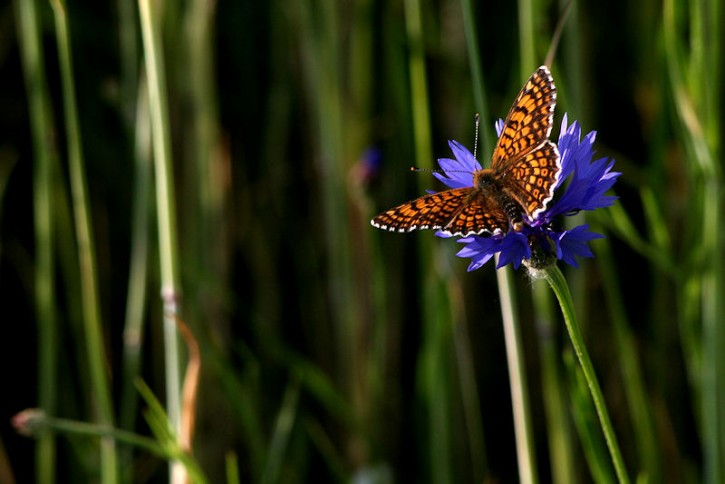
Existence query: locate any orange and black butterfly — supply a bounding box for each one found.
[371,66,561,237]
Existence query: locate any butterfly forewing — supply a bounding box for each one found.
[492,66,556,167]
[371,188,473,233]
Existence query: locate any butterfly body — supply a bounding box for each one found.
[372,66,560,238]
[472,168,526,231]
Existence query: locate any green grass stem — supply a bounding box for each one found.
[449,280,488,482]
[137,0,184,480]
[116,6,146,472]
[14,408,205,482]
[496,260,538,484]
[50,1,118,481]
[15,0,58,481]
[693,1,724,479]
[225,452,240,484]
[119,80,151,471]
[664,0,724,480]
[456,3,490,479]
[517,0,536,75]
[564,351,615,483]
[295,0,369,473]
[403,0,455,481]
[459,0,492,155]
[509,2,546,481]
[260,380,300,484]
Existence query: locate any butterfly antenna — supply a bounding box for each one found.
[411,167,443,173]
[473,113,481,160]
[411,117,481,173]
[410,166,470,174]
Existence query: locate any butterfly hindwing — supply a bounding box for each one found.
[499,140,561,218]
[438,194,509,236]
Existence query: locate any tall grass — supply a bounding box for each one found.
[3,0,724,482]
[15,0,58,482]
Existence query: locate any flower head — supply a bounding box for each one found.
[436,114,620,271]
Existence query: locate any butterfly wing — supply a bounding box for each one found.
[372,188,472,233]
[438,193,509,236]
[371,187,508,236]
[498,140,561,219]
[492,66,556,168]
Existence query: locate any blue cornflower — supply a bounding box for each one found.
[437,114,620,271]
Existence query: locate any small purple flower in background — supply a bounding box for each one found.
[437,114,620,271]
[351,146,383,187]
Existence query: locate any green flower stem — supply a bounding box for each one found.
[542,265,629,484]
[593,231,660,480]
[50,1,118,481]
[496,260,538,484]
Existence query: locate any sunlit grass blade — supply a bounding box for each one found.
[496,259,538,484]
[225,451,240,484]
[137,0,185,480]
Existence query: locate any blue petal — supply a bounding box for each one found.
[554,225,604,267]
[495,119,505,137]
[545,116,621,219]
[433,141,480,188]
[448,140,480,171]
[496,232,530,270]
[455,235,500,271]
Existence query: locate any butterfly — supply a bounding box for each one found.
[371,65,561,237]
